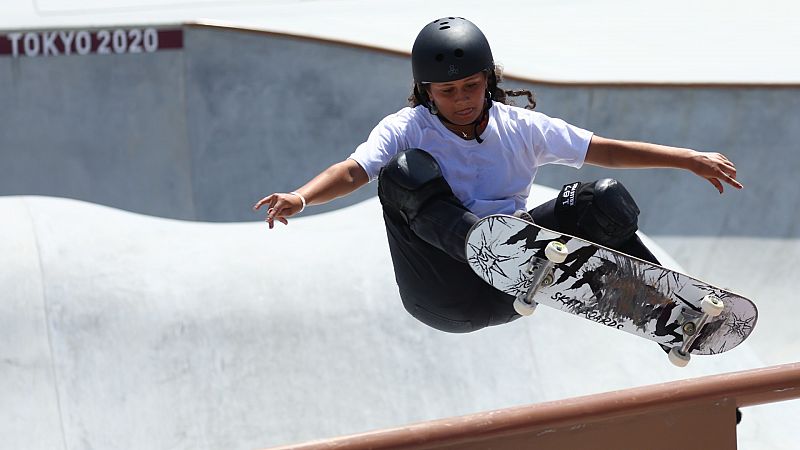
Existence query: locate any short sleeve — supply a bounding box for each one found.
[348,113,409,182]
[530,113,593,169]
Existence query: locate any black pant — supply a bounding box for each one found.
[381,195,660,334]
[382,203,520,333]
[529,197,660,264]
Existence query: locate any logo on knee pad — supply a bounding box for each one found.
[561,182,580,208]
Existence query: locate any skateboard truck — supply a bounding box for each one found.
[667,295,726,367]
[514,241,568,316]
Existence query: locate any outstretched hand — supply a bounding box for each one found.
[252,193,304,229]
[689,151,743,193]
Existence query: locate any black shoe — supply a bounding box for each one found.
[513,209,534,223]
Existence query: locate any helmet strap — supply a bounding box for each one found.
[433,96,491,144]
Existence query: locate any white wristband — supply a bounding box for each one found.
[290,191,307,213]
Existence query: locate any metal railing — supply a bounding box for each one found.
[269,363,800,450]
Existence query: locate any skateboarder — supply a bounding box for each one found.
[253,17,742,333]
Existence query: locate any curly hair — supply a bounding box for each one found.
[408,65,536,110]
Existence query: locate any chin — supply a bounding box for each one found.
[447,111,481,125]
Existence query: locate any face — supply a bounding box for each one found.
[426,72,488,125]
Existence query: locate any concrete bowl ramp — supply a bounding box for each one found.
[2,191,798,450]
[1,23,799,449]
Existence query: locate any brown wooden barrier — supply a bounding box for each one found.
[268,363,800,450]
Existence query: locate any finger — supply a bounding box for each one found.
[253,194,274,210]
[255,194,279,211]
[708,177,724,194]
[722,162,737,177]
[727,166,740,182]
[268,203,293,225]
[267,201,284,220]
[266,211,289,229]
[267,206,285,227]
[717,168,743,189]
[267,210,279,225]
[726,175,744,189]
[717,157,735,169]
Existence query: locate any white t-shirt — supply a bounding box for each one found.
[349,102,593,218]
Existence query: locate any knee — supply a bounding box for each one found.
[555,178,640,247]
[378,149,455,223]
[404,302,479,333]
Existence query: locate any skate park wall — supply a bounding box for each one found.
[2,23,800,449]
[0,24,409,220]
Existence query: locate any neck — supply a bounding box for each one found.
[439,108,490,141]
[445,123,476,139]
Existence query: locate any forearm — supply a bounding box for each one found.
[585,135,695,170]
[294,159,369,206]
[583,135,742,193]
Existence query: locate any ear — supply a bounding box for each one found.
[415,83,430,102]
[486,69,496,89]
[414,84,436,112]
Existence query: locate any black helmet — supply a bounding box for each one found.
[412,17,494,84]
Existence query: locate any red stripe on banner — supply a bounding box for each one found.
[0,35,11,55]
[158,29,183,49]
[0,27,183,57]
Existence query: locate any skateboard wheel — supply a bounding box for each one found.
[700,295,725,317]
[668,346,691,367]
[514,298,537,316]
[544,241,568,264]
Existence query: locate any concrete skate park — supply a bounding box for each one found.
[2,3,800,449]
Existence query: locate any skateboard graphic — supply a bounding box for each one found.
[465,214,758,366]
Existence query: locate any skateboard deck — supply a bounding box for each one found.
[465,214,758,364]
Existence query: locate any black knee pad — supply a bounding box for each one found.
[554,178,640,247]
[378,149,456,223]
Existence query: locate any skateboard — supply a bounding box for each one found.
[465,214,758,367]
